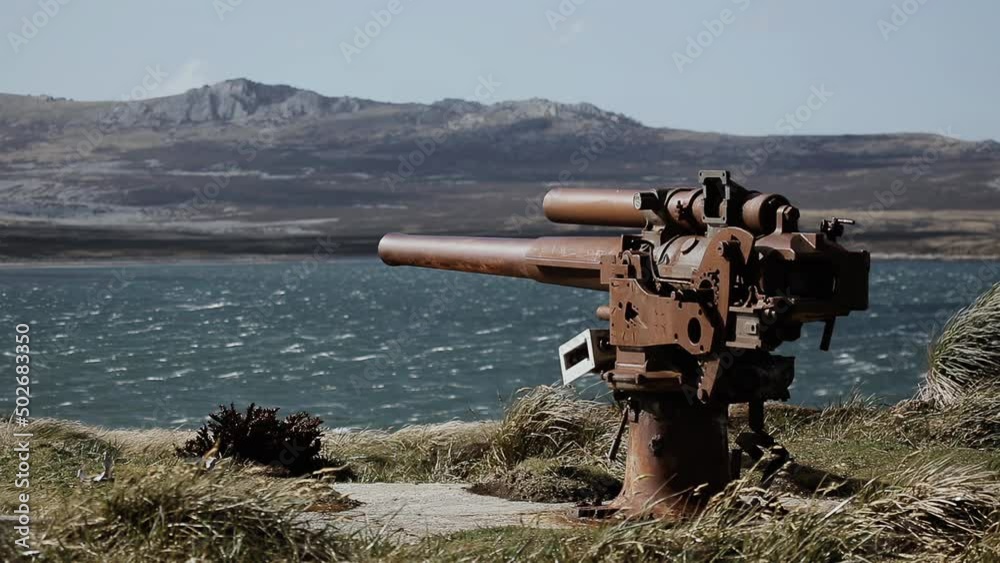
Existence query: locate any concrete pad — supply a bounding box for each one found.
[322,483,575,541]
[301,482,848,544]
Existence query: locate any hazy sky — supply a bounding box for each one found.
[2,0,997,140]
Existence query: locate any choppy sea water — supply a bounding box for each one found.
[1,258,997,429]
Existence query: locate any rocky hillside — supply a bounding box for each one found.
[0,78,998,258]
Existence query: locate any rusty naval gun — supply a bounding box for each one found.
[378,170,869,518]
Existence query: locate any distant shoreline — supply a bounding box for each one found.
[3,212,1000,266]
[0,251,997,269]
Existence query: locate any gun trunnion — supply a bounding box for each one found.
[378,170,869,518]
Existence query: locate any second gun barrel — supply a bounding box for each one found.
[543,188,649,228]
[543,186,793,235]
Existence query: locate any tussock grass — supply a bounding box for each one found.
[14,418,187,450]
[855,458,1000,554]
[35,466,357,562]
[552,458,999,562]
[327,386,620,487]
[923,281,1000,406]
[963,531,1000,561]
[469,457,621,503]
[0,419,187,516]
[101,427,188,458]
[585,481,860,562]
[381,460,1000,561]
[485,386,618,470]
[876,282,1000,449]
[903,383,1000,448]
[781,393,895,441]
[324,421,496,482]
[373,526,587,562]
[7,390,1000,561]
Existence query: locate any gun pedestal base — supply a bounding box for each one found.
[583,393,731,519]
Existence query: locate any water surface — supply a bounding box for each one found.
[2,258,996,428]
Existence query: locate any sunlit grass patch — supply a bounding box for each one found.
[35,466,358,562]
[923,282,1000,406]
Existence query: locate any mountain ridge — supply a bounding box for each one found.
[1,78,645,133]
[8,78,987,146]
[1,78,998,259]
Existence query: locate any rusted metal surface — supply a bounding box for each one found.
[378,234,621,290]
[609,395,730,518]
[545,184,793,237]
[543,188,650,228]
[379,169,870,520]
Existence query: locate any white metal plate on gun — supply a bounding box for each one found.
[558,329,613,386]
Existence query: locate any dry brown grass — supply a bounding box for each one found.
[324,421,496,483]
[484,386,618,470]
[30,467,356,562]
[855,459,1000,554]
[580,459,1000,561]
[923,281,1000,405]
[5,388,1000,561]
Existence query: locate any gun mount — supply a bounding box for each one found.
[378,170,869,518]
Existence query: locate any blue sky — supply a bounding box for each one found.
[2,0,997,140]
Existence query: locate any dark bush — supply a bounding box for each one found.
[177,403,325,475]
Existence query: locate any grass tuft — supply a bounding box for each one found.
[486,386,618,470]
[855,458,1000,554]
[923,282,1000,406]
[40,466,357,562]
[468,457,621,503]
[324,421,495,482]
[586,478,861,562]
[325,386,621,495]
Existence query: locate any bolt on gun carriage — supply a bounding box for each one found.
[379,170,869,518]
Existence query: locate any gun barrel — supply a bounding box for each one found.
[378,233,621,290]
